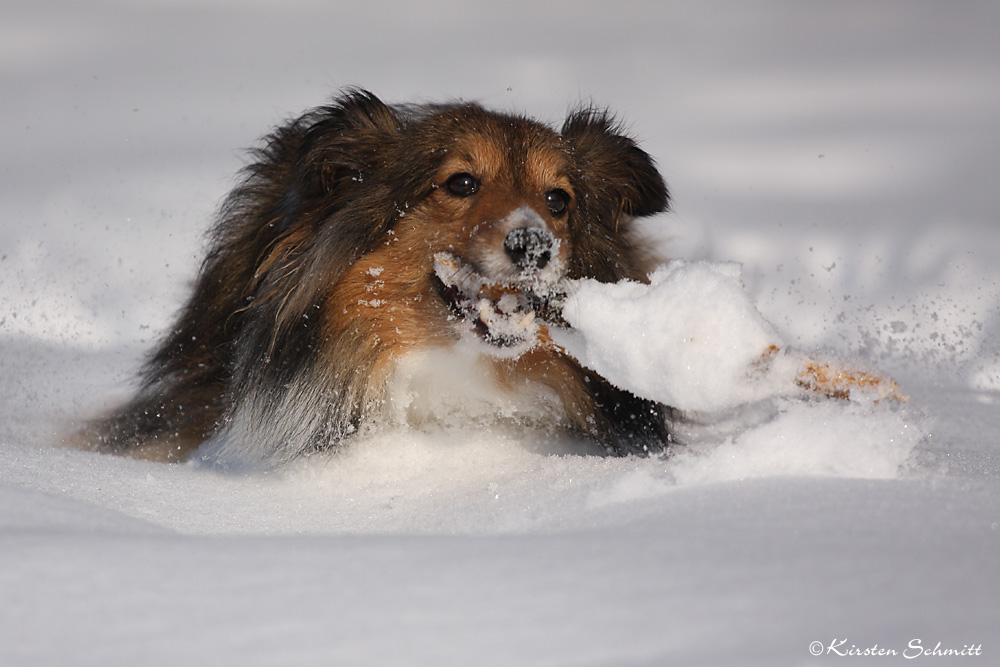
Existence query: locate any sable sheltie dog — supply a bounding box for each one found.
[82,89,673,467]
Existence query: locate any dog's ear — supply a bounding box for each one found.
[561,109,669,282]
[292,89,403,200]
[561,108,669,219]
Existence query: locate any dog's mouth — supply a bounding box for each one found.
[432,252,566,354]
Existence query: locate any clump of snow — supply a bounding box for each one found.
[549,260,920,481]
[554,260,802,412]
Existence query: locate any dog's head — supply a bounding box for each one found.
[253,90,668,356]
[402,106,581,353]
[426,104,669,354]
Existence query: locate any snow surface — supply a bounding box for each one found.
[3,1,999,665]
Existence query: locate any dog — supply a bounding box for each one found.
[80,89,674,467]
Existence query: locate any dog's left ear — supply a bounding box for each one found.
[561,109,669,219]
[560,109,669,282]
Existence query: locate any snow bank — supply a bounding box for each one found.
[669,399,921,484]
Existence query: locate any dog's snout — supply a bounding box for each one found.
[504,228,552,271]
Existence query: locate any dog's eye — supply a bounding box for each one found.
[545,189,570,217]
[444,173,479,198]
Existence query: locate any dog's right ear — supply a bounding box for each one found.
[253,88,439,270]
[292,88,403,199]
[236,88,404,232]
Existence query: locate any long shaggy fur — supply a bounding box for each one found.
[82,89,673,467]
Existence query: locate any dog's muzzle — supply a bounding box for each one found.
[432,251,566,355]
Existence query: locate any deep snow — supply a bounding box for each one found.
[2,1,999,665]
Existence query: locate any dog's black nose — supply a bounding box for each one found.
[504,227,552,271]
